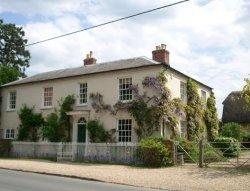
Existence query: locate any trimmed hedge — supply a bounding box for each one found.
[212,137,240,157]
[137,138,172,167]
[0,139,12,157]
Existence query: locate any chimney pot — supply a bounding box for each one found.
[84,51,96,66]
[152,44,169,65]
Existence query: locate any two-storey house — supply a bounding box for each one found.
[0,44,212,142]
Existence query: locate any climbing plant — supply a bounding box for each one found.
[204,92,219,141]
[42,95,75,142]
[89,70,184,140]
[186,79,204,141]
[17,105,44,142]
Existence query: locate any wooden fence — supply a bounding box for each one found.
[11,142,139,164]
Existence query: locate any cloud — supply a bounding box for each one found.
[0,0,249,117]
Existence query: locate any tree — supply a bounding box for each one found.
[42,113,61,142]
[204,92,219,141]
[242,78,250,107]
[186,79,204,141]
[0,19,30,85]
[220,122,244,141]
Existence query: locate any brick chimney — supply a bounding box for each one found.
[152,44,169,65]
[84,51,97,66]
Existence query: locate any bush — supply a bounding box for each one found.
[220,122,245,141]
[137,138,172,167]
[0,139,12,157]
[87,120,107,142]
[212,137,240,157]
[43,113,62,142]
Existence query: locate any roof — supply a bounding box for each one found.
[222,91,250,123]
[1,56,212,89]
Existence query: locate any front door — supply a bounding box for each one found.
[77,117,86,143]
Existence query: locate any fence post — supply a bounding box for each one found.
[199,138,204,168]
[172,141,178,165]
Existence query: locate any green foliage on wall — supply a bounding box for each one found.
[42,113,61,142]
[17,105,44,142]
[186,79,204,141]
[86,120,108,142]
[42,95,75,142]
[58,95,75,141]
[204,92,219,141]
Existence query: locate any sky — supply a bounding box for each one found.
[0,0,249,117]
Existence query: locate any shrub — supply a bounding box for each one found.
[43,113,61,142]
[137,138,172,167]
[17,105,44,141]
[212,137,240,157]
[87,120,107,142]
[220,122,245,141]
[0,139,12,157]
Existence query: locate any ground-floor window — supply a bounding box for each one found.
[5,129,15,139]
[180,121,187,138]
[118,119,132,142]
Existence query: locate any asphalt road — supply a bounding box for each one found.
[0,169,163,191]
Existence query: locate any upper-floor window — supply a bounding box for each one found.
[5,129,15,139]
[180,81,187,102]
[43,87,53,107]
[118,119,132,142]
[79,83,88,105]
[119,78,132,101]
[8,91,16,110]
[201,90,207,103]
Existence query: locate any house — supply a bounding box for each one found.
[0,44,212,142]
[222,91,250,133]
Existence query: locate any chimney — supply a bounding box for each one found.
[84,51,97,66]
[152,44,169,65]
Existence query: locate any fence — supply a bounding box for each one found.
[11,142,139,164]
[177,139,250,169]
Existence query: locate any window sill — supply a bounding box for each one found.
[41,106,53,110]
[119,100,132,103]
[76,103,88,107]
[6,109,16,112]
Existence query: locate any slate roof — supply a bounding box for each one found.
[222,91,250,123]
[1,56,212,90]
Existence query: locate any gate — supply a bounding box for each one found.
[176,139,250,170]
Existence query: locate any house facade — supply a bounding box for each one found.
[0,45,212,142]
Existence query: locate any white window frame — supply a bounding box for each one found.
[5,129,15,139]
[118,77,132,102]
[117,119,132,143]
[78,83,88,106]
[7,91,17,111]
[180,81,187,103]
[43,87,53,108]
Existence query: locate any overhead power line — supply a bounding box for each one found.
[26,0,190,46]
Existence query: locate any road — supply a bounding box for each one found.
[0,169,163,191]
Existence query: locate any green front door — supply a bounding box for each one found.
[77,124,86,143]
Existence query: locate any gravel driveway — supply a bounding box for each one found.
[0,159,249,191]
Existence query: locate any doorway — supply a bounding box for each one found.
[77,117,86,143]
